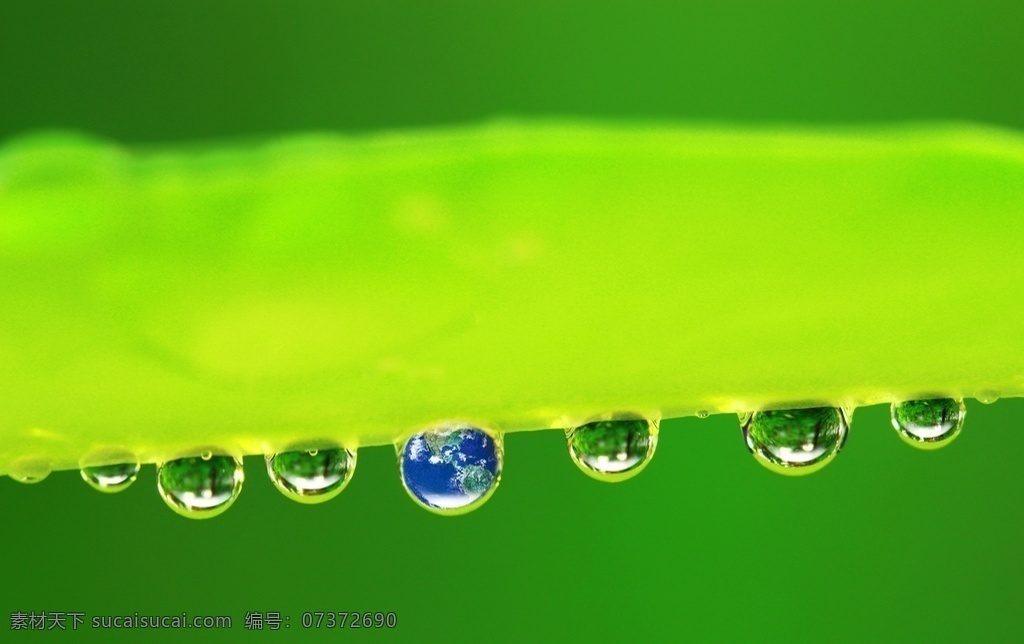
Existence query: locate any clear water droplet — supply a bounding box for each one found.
[891,398,964,449]
[81,462,140,493]
[157,454,244,519]
[741,407,849,476]
[976,392,999,405]
[399,425,502,515]
[200,450,213,461]
[266,447,356,504]
[566,417,658,482]
[696,410,710,419]
[9,458,51,484]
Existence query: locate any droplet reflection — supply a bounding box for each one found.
[566,417,658,482]
[81,462,140,493]
[266,447,356,504]
[741,407,849,476]
[891,398,964,450]
[157,454,244,519]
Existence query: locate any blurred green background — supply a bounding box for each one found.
[2,1,1022,642]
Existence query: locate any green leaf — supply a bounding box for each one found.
[1,121,1022,475]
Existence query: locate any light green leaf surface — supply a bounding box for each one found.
[2,122,1022,475]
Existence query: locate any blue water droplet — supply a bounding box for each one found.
[399,425,502,515]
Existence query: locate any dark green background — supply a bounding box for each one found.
[2,2,1022,642]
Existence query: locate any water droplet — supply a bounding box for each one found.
[891,398,964,450]
[157,454,244,519]
[11,475,44,484]
[200,450,213,461]
[266,447,356,504]
[81,462,140,493]
[696,410,710,419]
[399,425,502,515]
[976,391,999,405]
[566,417,658,482]
[9,458,51,484]
[741,407,849,476]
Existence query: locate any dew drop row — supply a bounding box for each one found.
[58,397,970,518]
